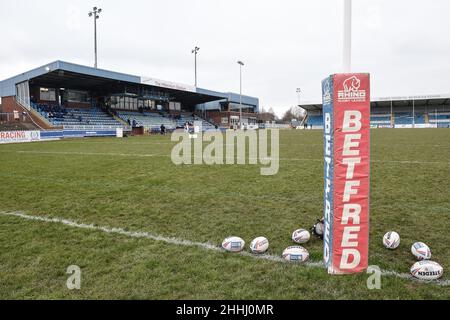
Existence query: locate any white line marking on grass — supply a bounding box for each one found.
[0,211,321,267]
[1,211,448,287]
[15,151,167,158]
[12,151,450,166]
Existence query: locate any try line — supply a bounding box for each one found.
[0,211,448,287]
[6,150,450,165]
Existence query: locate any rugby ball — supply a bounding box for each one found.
[410,261,443,280]
[282,246,309,263]
[411,242,431,260]
[383,231,400,249]
[250,237,269,254]
[292,229,311,244]
[312,219,324,239]
[222,236,245,252]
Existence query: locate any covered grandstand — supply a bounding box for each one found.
[0,61,259,135]
[301,94,450,129]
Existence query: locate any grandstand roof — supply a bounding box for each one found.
[300,94,450,112]
[0,60,259,107]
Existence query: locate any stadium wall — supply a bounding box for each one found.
[1,96,18,114]
[1,96,54,129]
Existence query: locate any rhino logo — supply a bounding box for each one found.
[343,76,361,92]
[338,75,366,102]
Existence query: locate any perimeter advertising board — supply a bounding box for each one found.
[0,131,40,144]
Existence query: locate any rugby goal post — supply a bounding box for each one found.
[321,74,371,275]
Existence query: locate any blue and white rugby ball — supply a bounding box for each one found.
[383,231,400,249]
[222,236,245,252]
[282,246,309,263]
[250,237,269,254]
[292,229,311,244]
[411,242,431,260]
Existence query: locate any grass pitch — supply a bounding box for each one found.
[0,129,449,299]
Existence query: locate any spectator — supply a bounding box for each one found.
[160,124,166,135]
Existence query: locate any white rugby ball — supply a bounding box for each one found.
[314,220,324,236]
[250,237,269,254]
[222,236,245,252]
[383,231,400,249]
[292,229,311,244]
[410,261,443,280]
[282,246,309,263]
[411,242,431,260]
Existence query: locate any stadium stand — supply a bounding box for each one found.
[305,113,430,127]
[393,112,425,125]
[177,112,216,130]
[428,112,450,127]
[416,114,425,124]
[305,115,324,127]
[32,103,124,129]
[0,61,259,134]
[299,94,450,129]
[115,110,217,132]
[393,112,411,125]
[116,111,176,131]
[370,114,391,125]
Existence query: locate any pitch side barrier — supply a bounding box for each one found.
[0,129,120,144]
[322,74,371,275]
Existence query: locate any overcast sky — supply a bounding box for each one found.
[1,0,450,116]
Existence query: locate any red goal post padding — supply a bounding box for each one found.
[322,73,371,274]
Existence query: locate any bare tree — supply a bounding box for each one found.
[258,107,277,122]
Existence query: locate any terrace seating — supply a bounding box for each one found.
[32,103,124,129]
[428,112,450,124]
[415,114,425,125]
[176,112,216,130]
[116,110,176,131]
[370,114,391,125]
[394,112,426,125]
[306,116,324,127]
[394,113,413,125]
[116,110,217,131]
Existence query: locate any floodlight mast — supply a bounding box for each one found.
[343,0,352,73]
[237,61,244,129]
[88,7,102,68]
[296,88,301,106]
[192,46,200,87]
